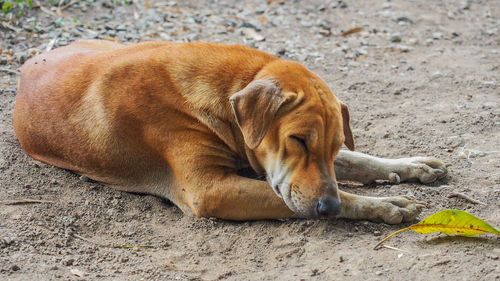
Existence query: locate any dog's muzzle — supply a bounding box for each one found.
[315,196,341,217]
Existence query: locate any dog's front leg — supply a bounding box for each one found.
[338,190,426,224]
[177,170,295,221]
[334,150,447,184]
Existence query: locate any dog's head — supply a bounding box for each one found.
[230,60,354,218]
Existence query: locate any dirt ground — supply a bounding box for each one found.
[1,0,499,280]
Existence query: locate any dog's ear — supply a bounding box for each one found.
[230,79,287,149]
[340,102,355,151]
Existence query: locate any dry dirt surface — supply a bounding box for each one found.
[1,0,499,280]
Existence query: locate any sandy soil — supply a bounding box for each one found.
[1,0,499,280]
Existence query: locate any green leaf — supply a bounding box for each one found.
[374,209,500,249]
[412,209,500,236]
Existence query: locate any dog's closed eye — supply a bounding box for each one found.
[289,135,308,151]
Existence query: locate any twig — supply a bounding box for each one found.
[33,0,58,17]
[45,32,61,51]
[447,192,486,205]
[0,22,21,32]
[341,27,363,37]
[0,68,20,75]
[72,233,154,249]
[2,199,55,205]
[380,244,411,254]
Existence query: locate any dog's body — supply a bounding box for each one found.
[14,40,447,223]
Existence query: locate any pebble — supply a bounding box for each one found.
[484,29,497,36]
[397,45,410,52]
[396,16,413,24]
[390,33,402,43]
[14,52,28,64]
[460,1,470,10]
[432,32,443,40]
[11,265,20,271]
[0,55,7,65]
[373,230,382,236]
[241,28,265,42]
[79,175,90,182]
[408,38,418,45]
[64,258,75,266]
[276,47,287,56]
[432,71,444,79]
[2,237,12,245]
[483,81,496,88]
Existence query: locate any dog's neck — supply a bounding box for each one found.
[168,43,278,171]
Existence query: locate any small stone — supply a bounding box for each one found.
[339,1,348,8]
[433,32,443,40]
[0,55,7,65]
[51,179,58,185]
[79,175,90,182]
[11,265,20,271]
[484,28,497,36]
[397,45,410,52]
[432,71,443,79]
[50,265,59,270]
[396,16,413,24]
[390,33,402,43]
[240,20,261,31]
[64,258,74,266]
[186,33,200,42]
[70,268,85,277]
[375,271,383,276]
[373,230,382,236]
[382,3,391,9]
[339,256,344,262]
[483,81,496,88]
[425,38,434,46]
[460,1,470,10]
[276,47,286,56]
[3,237,12,245]
[121,257,129,263]
[14,52,28,64]
[241,28,265,42]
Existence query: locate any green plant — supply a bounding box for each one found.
[1,0,33,17]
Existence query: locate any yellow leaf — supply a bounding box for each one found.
[374,209,500,249]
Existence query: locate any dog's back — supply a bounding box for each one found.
[13,40,276,196]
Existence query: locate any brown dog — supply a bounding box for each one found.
[14,40,447,224]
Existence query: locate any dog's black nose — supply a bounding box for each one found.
[316,197,341,217]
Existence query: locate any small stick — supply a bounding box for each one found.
[73,233,154,249]
[33,0,58,17]
[447,192,486,205]
[0,22,21,32]
[380,244,411,254]
[2,199,55,205]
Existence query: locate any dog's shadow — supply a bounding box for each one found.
[420,234,499,247]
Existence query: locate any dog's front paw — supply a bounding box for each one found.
[388,157,448,184]
[377,196,426,224]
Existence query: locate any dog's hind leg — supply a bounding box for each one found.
[334,150,447,185]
